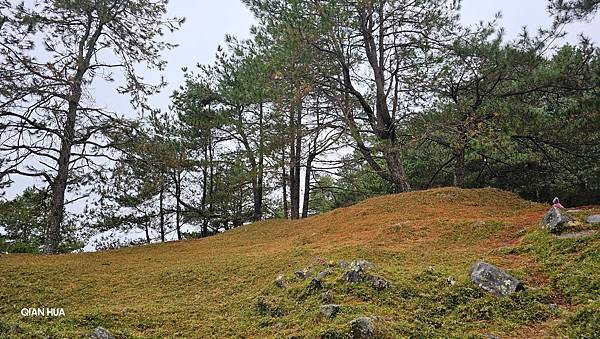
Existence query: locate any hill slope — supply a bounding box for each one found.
[1,188,598,338]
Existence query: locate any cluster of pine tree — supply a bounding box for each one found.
[0,0,598,253]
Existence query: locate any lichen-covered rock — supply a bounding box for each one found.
[349,317,375,338]
[317,269,332,280]
[90,327,115,339]
[320,304,341,318]
[367,276,390,290]
[294,270,311,280]
[541,207,570,233]
[343,261,390,290]
[470,261,524,297]
[352,260,374,271]
[587,215,600,224]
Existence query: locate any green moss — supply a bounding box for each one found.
[557,301,600,338]
[522,230,600,303]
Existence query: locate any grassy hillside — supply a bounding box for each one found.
[1,188,598,338]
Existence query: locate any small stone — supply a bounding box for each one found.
[353,260,374,271]
[587,215,600,224]
[90,327,115,339]
[339,260,349,269]
[367,276,390,290]
[307,278,323,291]
[483,333,501,339]
[275,274,287,288]
[344,269,365,283]
[321,290,334,303]
[349,317,375,338]
[541,207,570,233]
[320,304,341,318]
[121,307,128,315]
[470,261,524,297]
[273,322,284,329]
[446,276,456,285]
[294,270,311,280]
[317,269,332,280]
[549,303,559,311]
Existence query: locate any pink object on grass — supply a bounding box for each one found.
[552,197,565,209]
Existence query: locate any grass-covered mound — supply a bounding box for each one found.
[0,188,598,338]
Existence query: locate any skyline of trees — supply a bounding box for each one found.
[1,0,598,253]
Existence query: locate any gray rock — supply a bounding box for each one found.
[483,333,501,339]
[541,207,570,233]
[321,290,334,303]
[90,327,115,339]
[352,260,374,271]
[339,260,349,269]
[367,276,390,290]
[320,304,341,318]
[343,262,389,290]
[587,214,600,224]
[275,274,287,288]
[294,270,311,280]
[549,303,559,311]
[317,269,332,280]
[555,230,596,239]
[349,317,375,338]
[344,268,366,283]
[446,276,456,285]
[470,261,524,297]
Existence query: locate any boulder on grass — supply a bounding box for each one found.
[90,327,114,339]
[541,207,570,233]
[349,317,375,338]
[320,304,341,318]
[587,215,600,224]
[294,270,311,280]
[470,261,524,297]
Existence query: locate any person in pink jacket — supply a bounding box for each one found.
[552,197,565,209]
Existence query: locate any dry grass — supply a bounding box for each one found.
[0,187,597,338]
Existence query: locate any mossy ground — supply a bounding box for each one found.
[0,188,598,338]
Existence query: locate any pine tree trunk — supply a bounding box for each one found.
[44,89,79,254]
[175,170,182,240]
[282,148,289,219]
[159,183,165,242]
[453,146,466,188]
[302,153,315,218]
[144,218,151,244]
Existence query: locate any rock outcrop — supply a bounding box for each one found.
[319,304,341,318]
[470,261,524,297]
[541,207,570,233]
[349,317,375,338]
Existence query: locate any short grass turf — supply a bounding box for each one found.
[0,187,598,338]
